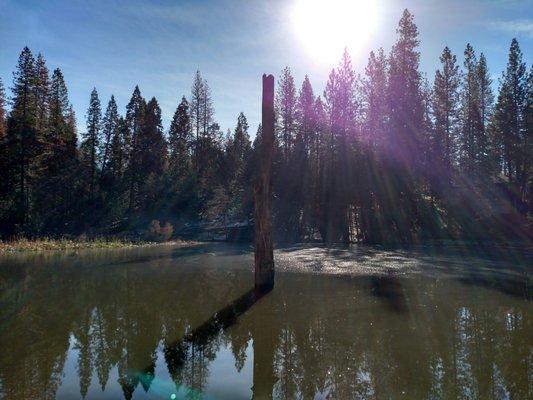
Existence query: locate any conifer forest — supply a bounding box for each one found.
[0,10,531,244]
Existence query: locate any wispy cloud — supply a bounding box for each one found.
[489,19,533,38]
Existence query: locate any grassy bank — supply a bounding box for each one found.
[0,237,192,253]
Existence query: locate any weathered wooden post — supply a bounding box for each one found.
[254,74,275,290]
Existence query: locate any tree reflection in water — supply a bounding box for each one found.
[0,244,530,399]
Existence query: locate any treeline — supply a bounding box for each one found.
[271,11,531,243]
[0,9,531,243]
[0,54,254,238]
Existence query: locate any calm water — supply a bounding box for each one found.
[0,243,531,400]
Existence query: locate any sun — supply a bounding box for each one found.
[292,0,380,63]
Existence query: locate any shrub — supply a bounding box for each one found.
[145,220,173,242]
[160,221,173,241]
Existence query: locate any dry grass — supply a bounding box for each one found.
[0,237,192,253]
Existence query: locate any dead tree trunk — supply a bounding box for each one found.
[254,74,275,290]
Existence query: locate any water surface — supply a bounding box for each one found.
[0,243,531,399]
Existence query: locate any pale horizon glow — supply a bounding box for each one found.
[292,0,380,64]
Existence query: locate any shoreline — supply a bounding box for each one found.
[0,238,196,254]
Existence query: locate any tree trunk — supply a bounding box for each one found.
[254,74,275,290]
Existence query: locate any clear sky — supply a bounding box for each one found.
[1,0,532,136]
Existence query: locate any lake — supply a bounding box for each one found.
[0,243,531,399]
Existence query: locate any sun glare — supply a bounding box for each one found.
[292,0,380,63]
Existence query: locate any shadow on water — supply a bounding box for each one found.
[167,286,271,350]
[164,286,272,399]
[371,274,408,313]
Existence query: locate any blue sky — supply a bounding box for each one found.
[0,0,532,136]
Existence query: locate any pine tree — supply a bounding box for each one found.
[386,9,424,242]
[273,67,300,240]
[297,76,317,234]
[0,77,8,229]
[47,68,76,172]
[229,112,251,177]
[0,77,6,139]
[276,67,298,160]
[490,39,528,203]
[35,68,77,232]
[137,97,167,209]
[201,80,214,138]
[297,75,315,152]
[492,39,526,177]
[82,88,102,197]
[190,71,214,166]
[323,49,358,243]
[100,95,119,179]
[477,53,494,170]
[432,46,460,180]
[6,47,39,231]
[107,116,127,182]
[34,53,50,134]
[125,85,145,212]
[363,48,388,148]
[460,43,482,172]
[523,66,533,207]
[361,48,388,243]
[388,10,424,167]
[190,70,204,147]
[168,96,192,174]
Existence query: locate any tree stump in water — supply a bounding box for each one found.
[254,74,275,290]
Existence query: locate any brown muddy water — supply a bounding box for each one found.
[0,243,531,399]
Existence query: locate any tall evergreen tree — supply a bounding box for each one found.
[273,67,300,240]
[137,97,167,209]
[323,49,358,243]
[35,68,76,232]
[81,88,102,197]
[0,77,6,139]
[386,9,424,242]
[168,96,192,175]
[107,116,127,182]
[490,39,528,204]
[100,95,119,179]
[297,75,316,153]
[460,44,482,172]
[228,112,251,178]
[125,85,145,212]
[432,46,460,182]
[46,68,76,172]
[34,53,50,134]
[363,49,388,149]
[0,77,8,229]
[524,66,533,208]
[297,76,317,234]
[201,80,214,139]
[361,48,388,243]
[190,71,214,169]
[477,52,494,170]
[5,47,39,231]
[190,70,204,148]
[276,67,298,160]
